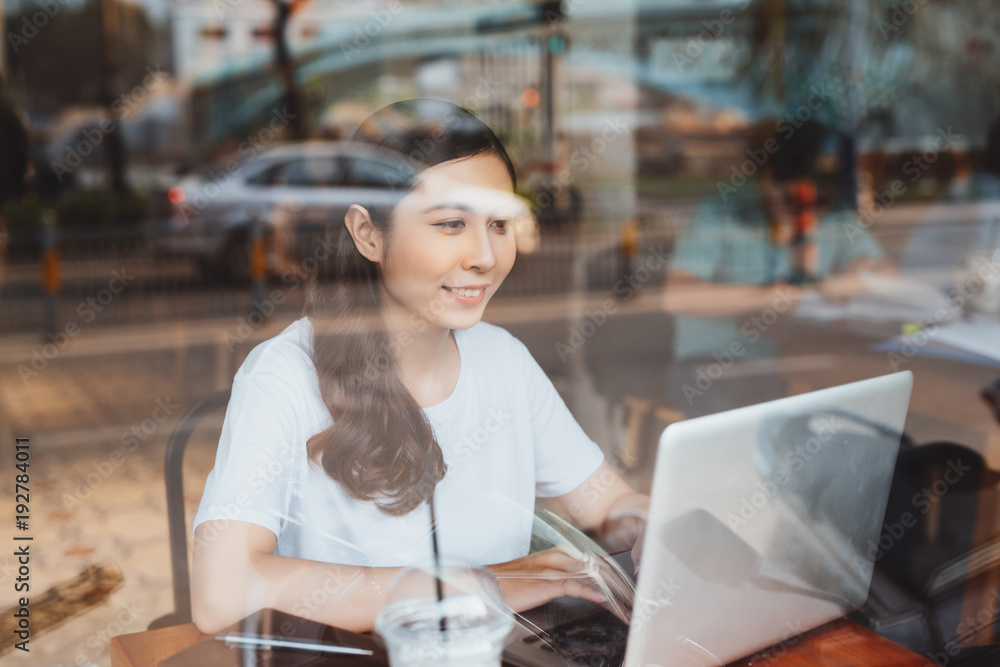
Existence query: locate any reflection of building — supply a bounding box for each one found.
[169,0,382,82]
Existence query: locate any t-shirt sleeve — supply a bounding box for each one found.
[511,337,605,498]
[192,369,303,540]
[822,211,885,271]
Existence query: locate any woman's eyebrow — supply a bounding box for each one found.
[421,202,475,214]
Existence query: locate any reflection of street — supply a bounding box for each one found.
[0,200,987,335]
[1,199,999,663]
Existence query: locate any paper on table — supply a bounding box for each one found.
[921,320,1000,364]
[794,273,960,323]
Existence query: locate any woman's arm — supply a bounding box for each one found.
[556,461,649,573]
[192,520,614,634]
[191,520,398,634]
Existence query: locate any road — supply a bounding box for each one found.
[0,199,990,336]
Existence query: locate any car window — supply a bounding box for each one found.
[277,158,343,187]
[245,162,281,186]
[345,156,412,189]
[247,158,342,187]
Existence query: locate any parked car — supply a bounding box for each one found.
[149,141,538,283]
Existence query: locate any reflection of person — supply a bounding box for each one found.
[192,100,648,633]
[665,120,888,416]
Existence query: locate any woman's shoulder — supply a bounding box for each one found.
[236,317,316,390]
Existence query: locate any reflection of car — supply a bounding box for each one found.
[150,141,537,283]
[149,142,411,282]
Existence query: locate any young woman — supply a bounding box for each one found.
[191,99,649,634]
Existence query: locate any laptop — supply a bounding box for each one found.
[503,370,913,667]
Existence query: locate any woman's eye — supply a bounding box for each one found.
[491,219,509,233]
[435,219,465,231]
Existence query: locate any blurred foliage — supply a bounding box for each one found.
[4,2,161,115]
[0,84,30,206]
[1,190,149,231]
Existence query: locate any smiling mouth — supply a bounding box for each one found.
[442,286,486,298]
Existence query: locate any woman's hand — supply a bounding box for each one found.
[486,546,608,613]
[557,461,650,578]
[601,509,647,577]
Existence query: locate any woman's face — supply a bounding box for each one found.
[378,152,520,334]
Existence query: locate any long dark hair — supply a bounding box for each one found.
[305,99,516,515]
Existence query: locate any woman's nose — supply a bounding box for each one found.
[461,225,497,272]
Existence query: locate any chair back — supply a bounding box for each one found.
[148,389,232,630]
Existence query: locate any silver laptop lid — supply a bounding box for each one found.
[626,371,912,667]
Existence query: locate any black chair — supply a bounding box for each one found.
[148,389,232,630]
[854,438,1000,664]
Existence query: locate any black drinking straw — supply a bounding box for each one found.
[428,487,448,635]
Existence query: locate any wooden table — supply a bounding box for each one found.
[112,617,933,667]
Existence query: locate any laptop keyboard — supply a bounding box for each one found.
[521,608,629,666]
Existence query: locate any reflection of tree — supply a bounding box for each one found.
[272,0,311,141]
[0,86,29,205]
[5,2,159,115]
[98,0,128,193]
[735,0,1000,140]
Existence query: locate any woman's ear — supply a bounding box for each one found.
[344,204,384,263]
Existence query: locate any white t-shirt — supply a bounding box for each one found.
[193,318,605,568]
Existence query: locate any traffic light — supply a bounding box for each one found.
[546,33,568,55]
[522,87,541,108]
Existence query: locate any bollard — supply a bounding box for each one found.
[620,219,638,289]
[40,210,62,337]
[250,218,268,310]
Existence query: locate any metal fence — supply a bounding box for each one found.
[0,221,676,337]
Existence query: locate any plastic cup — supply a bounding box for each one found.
[375,566,513,667]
